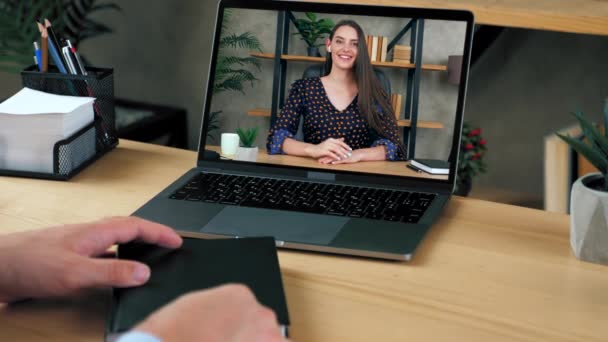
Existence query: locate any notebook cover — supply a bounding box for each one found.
[106,237,289,335]
[413,159,449,169]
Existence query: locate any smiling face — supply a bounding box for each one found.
[326,25,359,71]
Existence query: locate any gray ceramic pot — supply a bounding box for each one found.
[236,146,258,162]
[570,172,608,265]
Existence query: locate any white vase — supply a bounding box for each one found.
[570,172,608,265]
[236,146,258,162]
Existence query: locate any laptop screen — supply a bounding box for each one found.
[201,0,473,183]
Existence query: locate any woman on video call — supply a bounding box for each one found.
[266,19,405,164]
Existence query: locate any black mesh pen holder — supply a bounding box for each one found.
[0,66,119,180]
[21,65,118,152]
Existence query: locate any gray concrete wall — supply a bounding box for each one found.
[210,9,466,159]
[466,28,608,198]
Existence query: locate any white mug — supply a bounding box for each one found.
[221,133,240,156]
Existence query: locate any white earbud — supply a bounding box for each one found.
[327,47,331,53]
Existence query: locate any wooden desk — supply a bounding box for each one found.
[299,0,608,36]
[210,145,449,180]
[1,140,607,342]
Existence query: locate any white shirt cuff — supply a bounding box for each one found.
[116,331,163,342]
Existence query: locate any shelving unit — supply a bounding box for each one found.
[250,11,447,159]
[246,108,444,129]
[249,52,448,71]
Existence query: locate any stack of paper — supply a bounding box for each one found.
[0,87,95,173]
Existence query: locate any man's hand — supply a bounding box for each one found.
[305,137,352,160]
[135,284,286,342]
[0,216,182,303]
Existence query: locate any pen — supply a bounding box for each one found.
[61,45,78,74]
[66,40,88,75]
[33,42,43,71]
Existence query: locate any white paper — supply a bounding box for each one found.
[0,87,95,115]
[0,88,96,173]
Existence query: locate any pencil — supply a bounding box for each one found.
[41,29,48,72]
[36,22,49,72]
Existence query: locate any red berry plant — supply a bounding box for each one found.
[457,122,487,193]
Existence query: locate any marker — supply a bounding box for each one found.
[33,42,42,71]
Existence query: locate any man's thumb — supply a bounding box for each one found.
[85,258,151,288]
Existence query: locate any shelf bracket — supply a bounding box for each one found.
[387,20,413,53]
[403,19,424,159]
[270,11,287,126]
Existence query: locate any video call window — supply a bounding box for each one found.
[207,8,467,180]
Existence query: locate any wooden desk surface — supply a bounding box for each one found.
[210,145,449,180]
[1,140,607,342]
[299,0,608,36]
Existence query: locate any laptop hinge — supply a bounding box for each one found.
[307,171,335,182]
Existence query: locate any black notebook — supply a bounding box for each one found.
[106,237,289,340]
[410,158,450,174]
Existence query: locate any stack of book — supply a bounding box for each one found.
[391,94,402,119]
[366,35,389,62]
[392,45,411,64]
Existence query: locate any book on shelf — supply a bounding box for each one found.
[380,36,388,62]
[364,35,390,62]
[392,45,411,63]
[391,93,402,119]
[393,58,411,64]
[410,158,450,174]
[543,123,598,213]
[371,36,378,62]
[394,45,411,52]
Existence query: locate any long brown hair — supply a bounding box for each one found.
[324,20,405,154]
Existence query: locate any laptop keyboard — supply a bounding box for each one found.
[169,173,436,223]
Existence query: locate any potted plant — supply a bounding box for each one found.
[235,127,259,162]
[556,101,608,265]
[208,9,262,142]
[455,122,487,196]
[292,12,334,57]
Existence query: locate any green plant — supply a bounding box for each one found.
[292,12,334,48]
[208,9,262,142]
[0,0,120,73]
[556,100,608,191]
[213,10,261,95]
[456,122,487,192]
[236,127,259,148]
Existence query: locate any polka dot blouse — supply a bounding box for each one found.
[266,77,404,161]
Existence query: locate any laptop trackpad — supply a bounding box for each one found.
[201,206,346,245]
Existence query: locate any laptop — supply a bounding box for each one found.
[133,0,474,261]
